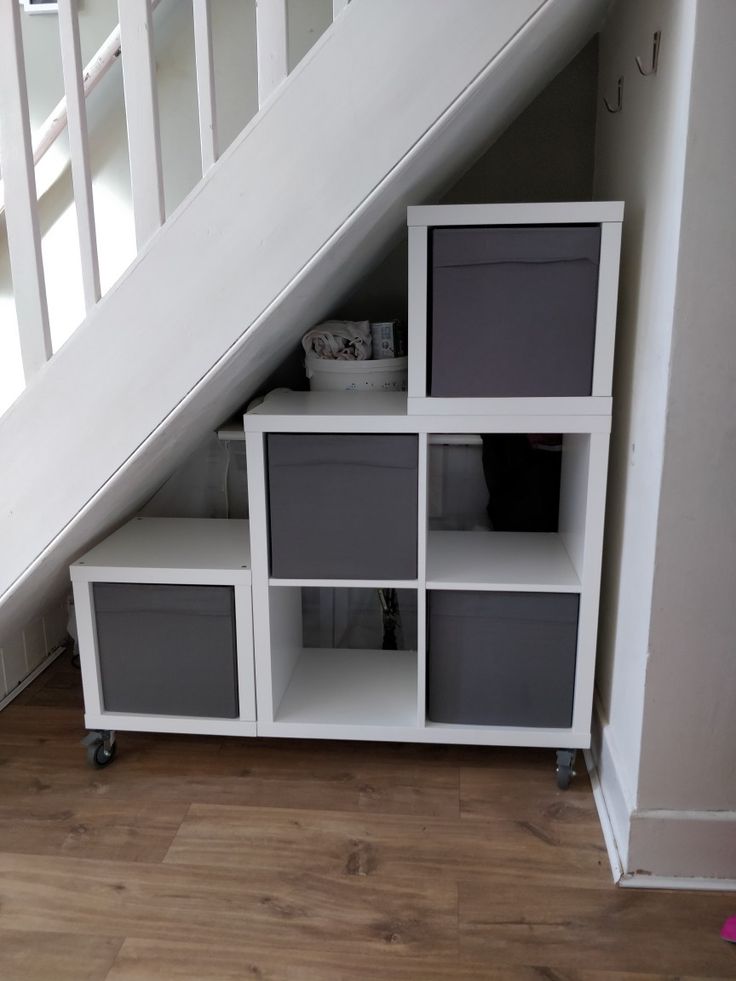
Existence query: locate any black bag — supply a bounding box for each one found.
[480,434,562,532]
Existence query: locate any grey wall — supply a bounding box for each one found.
[331,39,598,326]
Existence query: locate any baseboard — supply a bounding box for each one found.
[0,644,65,712]
[583,748,623,882]
[590,692,636,874]
[619,872,736,892]
[591,694,736,887]
[627,808,736,881]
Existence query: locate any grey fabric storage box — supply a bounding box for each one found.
[267,433,418,580]
[429,225,601,397]
[427,590,578,727]
[93,583,239,717]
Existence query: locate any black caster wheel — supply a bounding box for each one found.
[87,740,117,768]
[555,749,577,790]
[82,730,117,768]
[556,764,573,790]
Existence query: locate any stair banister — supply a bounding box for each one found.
[193,0,218,173]
[256,0,288,108]
[57,0,101,311]
[0,0,331,400]
[118,0,165,250]
[0,0,52,383]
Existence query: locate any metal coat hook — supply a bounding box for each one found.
[603,76,623,114]
[636,30,661,76]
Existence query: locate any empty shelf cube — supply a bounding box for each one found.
[429,224,601,397]
[267,433,418,580]
[427,590,579,727]
[93,583,239,718]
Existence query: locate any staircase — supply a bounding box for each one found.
[0,0,607,667]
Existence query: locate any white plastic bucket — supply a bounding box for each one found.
[305,355,408,392]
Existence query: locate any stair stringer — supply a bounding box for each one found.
[0,0,607,640]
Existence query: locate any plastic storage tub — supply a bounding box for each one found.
[429,224,601,397]
[267,433,418,580]
[93,583,239,717]
[427,590,579,727]
[306,354,408,392]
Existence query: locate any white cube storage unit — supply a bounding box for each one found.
[244,389,613,753]
[71,518,255,741]
[70,202,622,784]
[408,201,622,416]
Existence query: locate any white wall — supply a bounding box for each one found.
[624,0,736,877]
[592,0,697,865]
[595,0,736,880]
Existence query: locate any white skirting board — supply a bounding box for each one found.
[584,748,623,883]
[588,714,736,890]
[0,644,65,712]
[618,873,736,892]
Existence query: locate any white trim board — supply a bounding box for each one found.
[0,645,65,712]
[584,748,623,884]
[626,808,736,882]
[619,874,736,892]
[590,693,637,872]
[590,697,736,887]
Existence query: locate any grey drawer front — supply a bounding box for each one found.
[430,225,600,397]
[94,583,239,718]
[267,433,418,580]
[427,590,578,727]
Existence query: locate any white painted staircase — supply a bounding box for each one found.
[0,0,607,672]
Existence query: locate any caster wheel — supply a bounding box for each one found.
[556,765,573,790]
[555,749,577,790]
[87,740,117,768]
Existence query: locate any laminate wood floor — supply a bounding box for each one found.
[0,651,734,980]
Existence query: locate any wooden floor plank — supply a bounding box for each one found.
[104,937,731,981]
[0,652,733,981]
[460,760,598,823]
[163,801,609,887]
[0,798,189,863]
[0,738,460,819]
[0,852,458,956]
[103,937,550,981]
[0,928,122,981]
[459,879,736,977]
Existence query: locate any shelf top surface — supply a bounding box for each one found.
[427,530,580,592]
[408,200,625,227]
[239,391,611,434]
[276,648,417,727]
[72,518,250,573]
[244,391,408,427]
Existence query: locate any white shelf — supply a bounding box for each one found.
[408,395,613,420]
[426,531,580,592]
[275,648,417,727]
[407,201,625,227]
[71,518,251,580]
[244,390,413,432]
[422,721,589,749]
[270,578,419,589]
